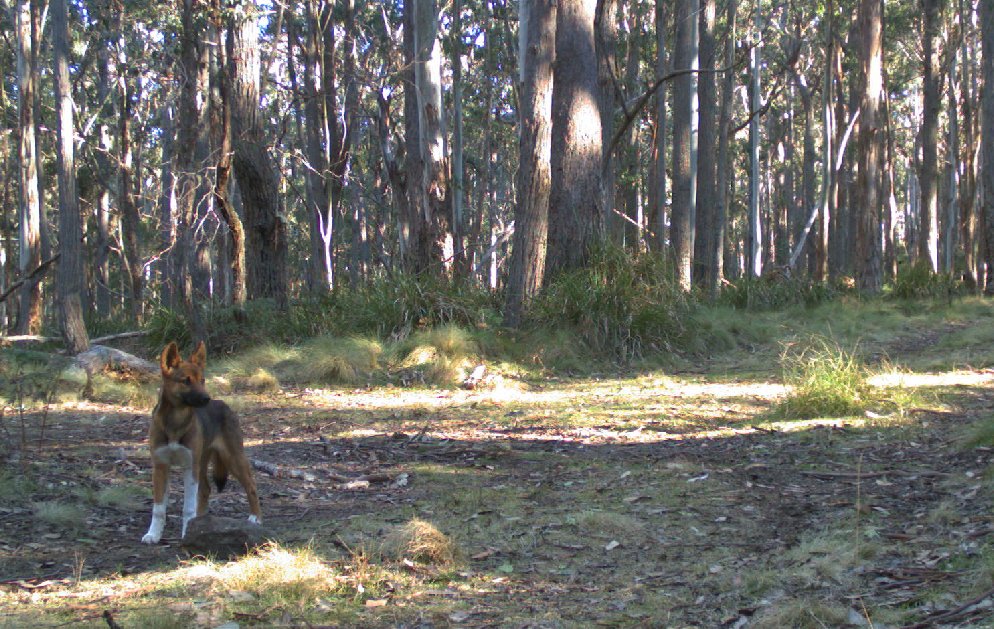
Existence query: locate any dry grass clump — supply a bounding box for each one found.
[237,368,281,393]
[209,543,342,603]
[379,518,461,566]
[288,336,383,385]
[391,325,479,386]
[575,510,647,542]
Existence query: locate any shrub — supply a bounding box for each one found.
[889,260,960,300]
[718,272,836,310]
[330,273,501,339]
[530,244,692,360]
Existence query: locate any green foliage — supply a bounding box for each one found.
[329,274,501,339]
[718,273,837,310]
[889,261,960,300]
[144,307,193,350]
[773,337,871,420]
[530,245,692,360]
[0,348,71,406]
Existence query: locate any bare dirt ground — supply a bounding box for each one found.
[3,331,994,627]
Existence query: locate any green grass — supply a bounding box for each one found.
[33,500,87,530]
[772,338,873,419]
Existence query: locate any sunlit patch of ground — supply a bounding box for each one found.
[868,368,994,388]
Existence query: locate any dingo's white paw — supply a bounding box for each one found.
[141,532,160,544]
[247,515,261,525]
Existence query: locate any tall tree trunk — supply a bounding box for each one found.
[980,0,994,293]
[695,0,718,290]
[747,3,763,278]
[545,0,603,280]
[14,0,42,335]
[647,0,667,253]
[959,0,978,289]
[228,0,288,308]
[175,0,207,337]
[52,0,89,353]
[303,0,333,291]
[94,0,114,316]
[711,0,737,295]
[853,0,884,292]
[209,5,246,307]
[451,0,468,276]
[505,0,556,327]
[118,64,144,322]
[404,0,450,275]
[671,0,697,290]
[945,50,959,275]
[918,0,942,271]
[816,9,836,282]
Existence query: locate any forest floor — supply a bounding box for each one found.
[3,299,994,627]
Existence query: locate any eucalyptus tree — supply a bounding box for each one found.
[670,0,696,290]
[544,0,603,280]
[52,0,89,353]
[227,0,288,308]
[853,0,884,292]
[918,0,942,272]
[504,0,556,327]
[981,0,994,293]
[14,0,42,335]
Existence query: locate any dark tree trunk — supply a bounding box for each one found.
[209,7,246,307]
[695,0,718,290]
[53,0,89,353]
[175,0,208,338]
[712,0,737,295]
[980,0,994,292]
[228,1,288,308]
[853,0,884,292]
[505,0,556,327]
[671,0,696,290]
[545,0,603,281]
[14,0,42,335]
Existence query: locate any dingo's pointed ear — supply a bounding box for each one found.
[190,341,206,368]
[161,342,181,374]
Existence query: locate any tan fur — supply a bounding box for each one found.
[141,341,260,543]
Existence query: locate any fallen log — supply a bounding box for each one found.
[71,345,158,378]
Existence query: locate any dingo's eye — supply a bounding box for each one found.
[183,376,192,385]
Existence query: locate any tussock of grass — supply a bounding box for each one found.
[88,376,159,407]
[287,336,382,385]
[203,543,346,605]
[391,325,479,386]
[33,501,87,529]
[244,368,282,393]
[379,518,461,566]
[531,244,692,360]
[93,485,145,510]
[0,471,35,501]
[961,415,994,450]
[575,510,647,541]
[773,338,872,419]
[750,599,853,629]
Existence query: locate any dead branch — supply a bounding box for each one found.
[0,254,60,305]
